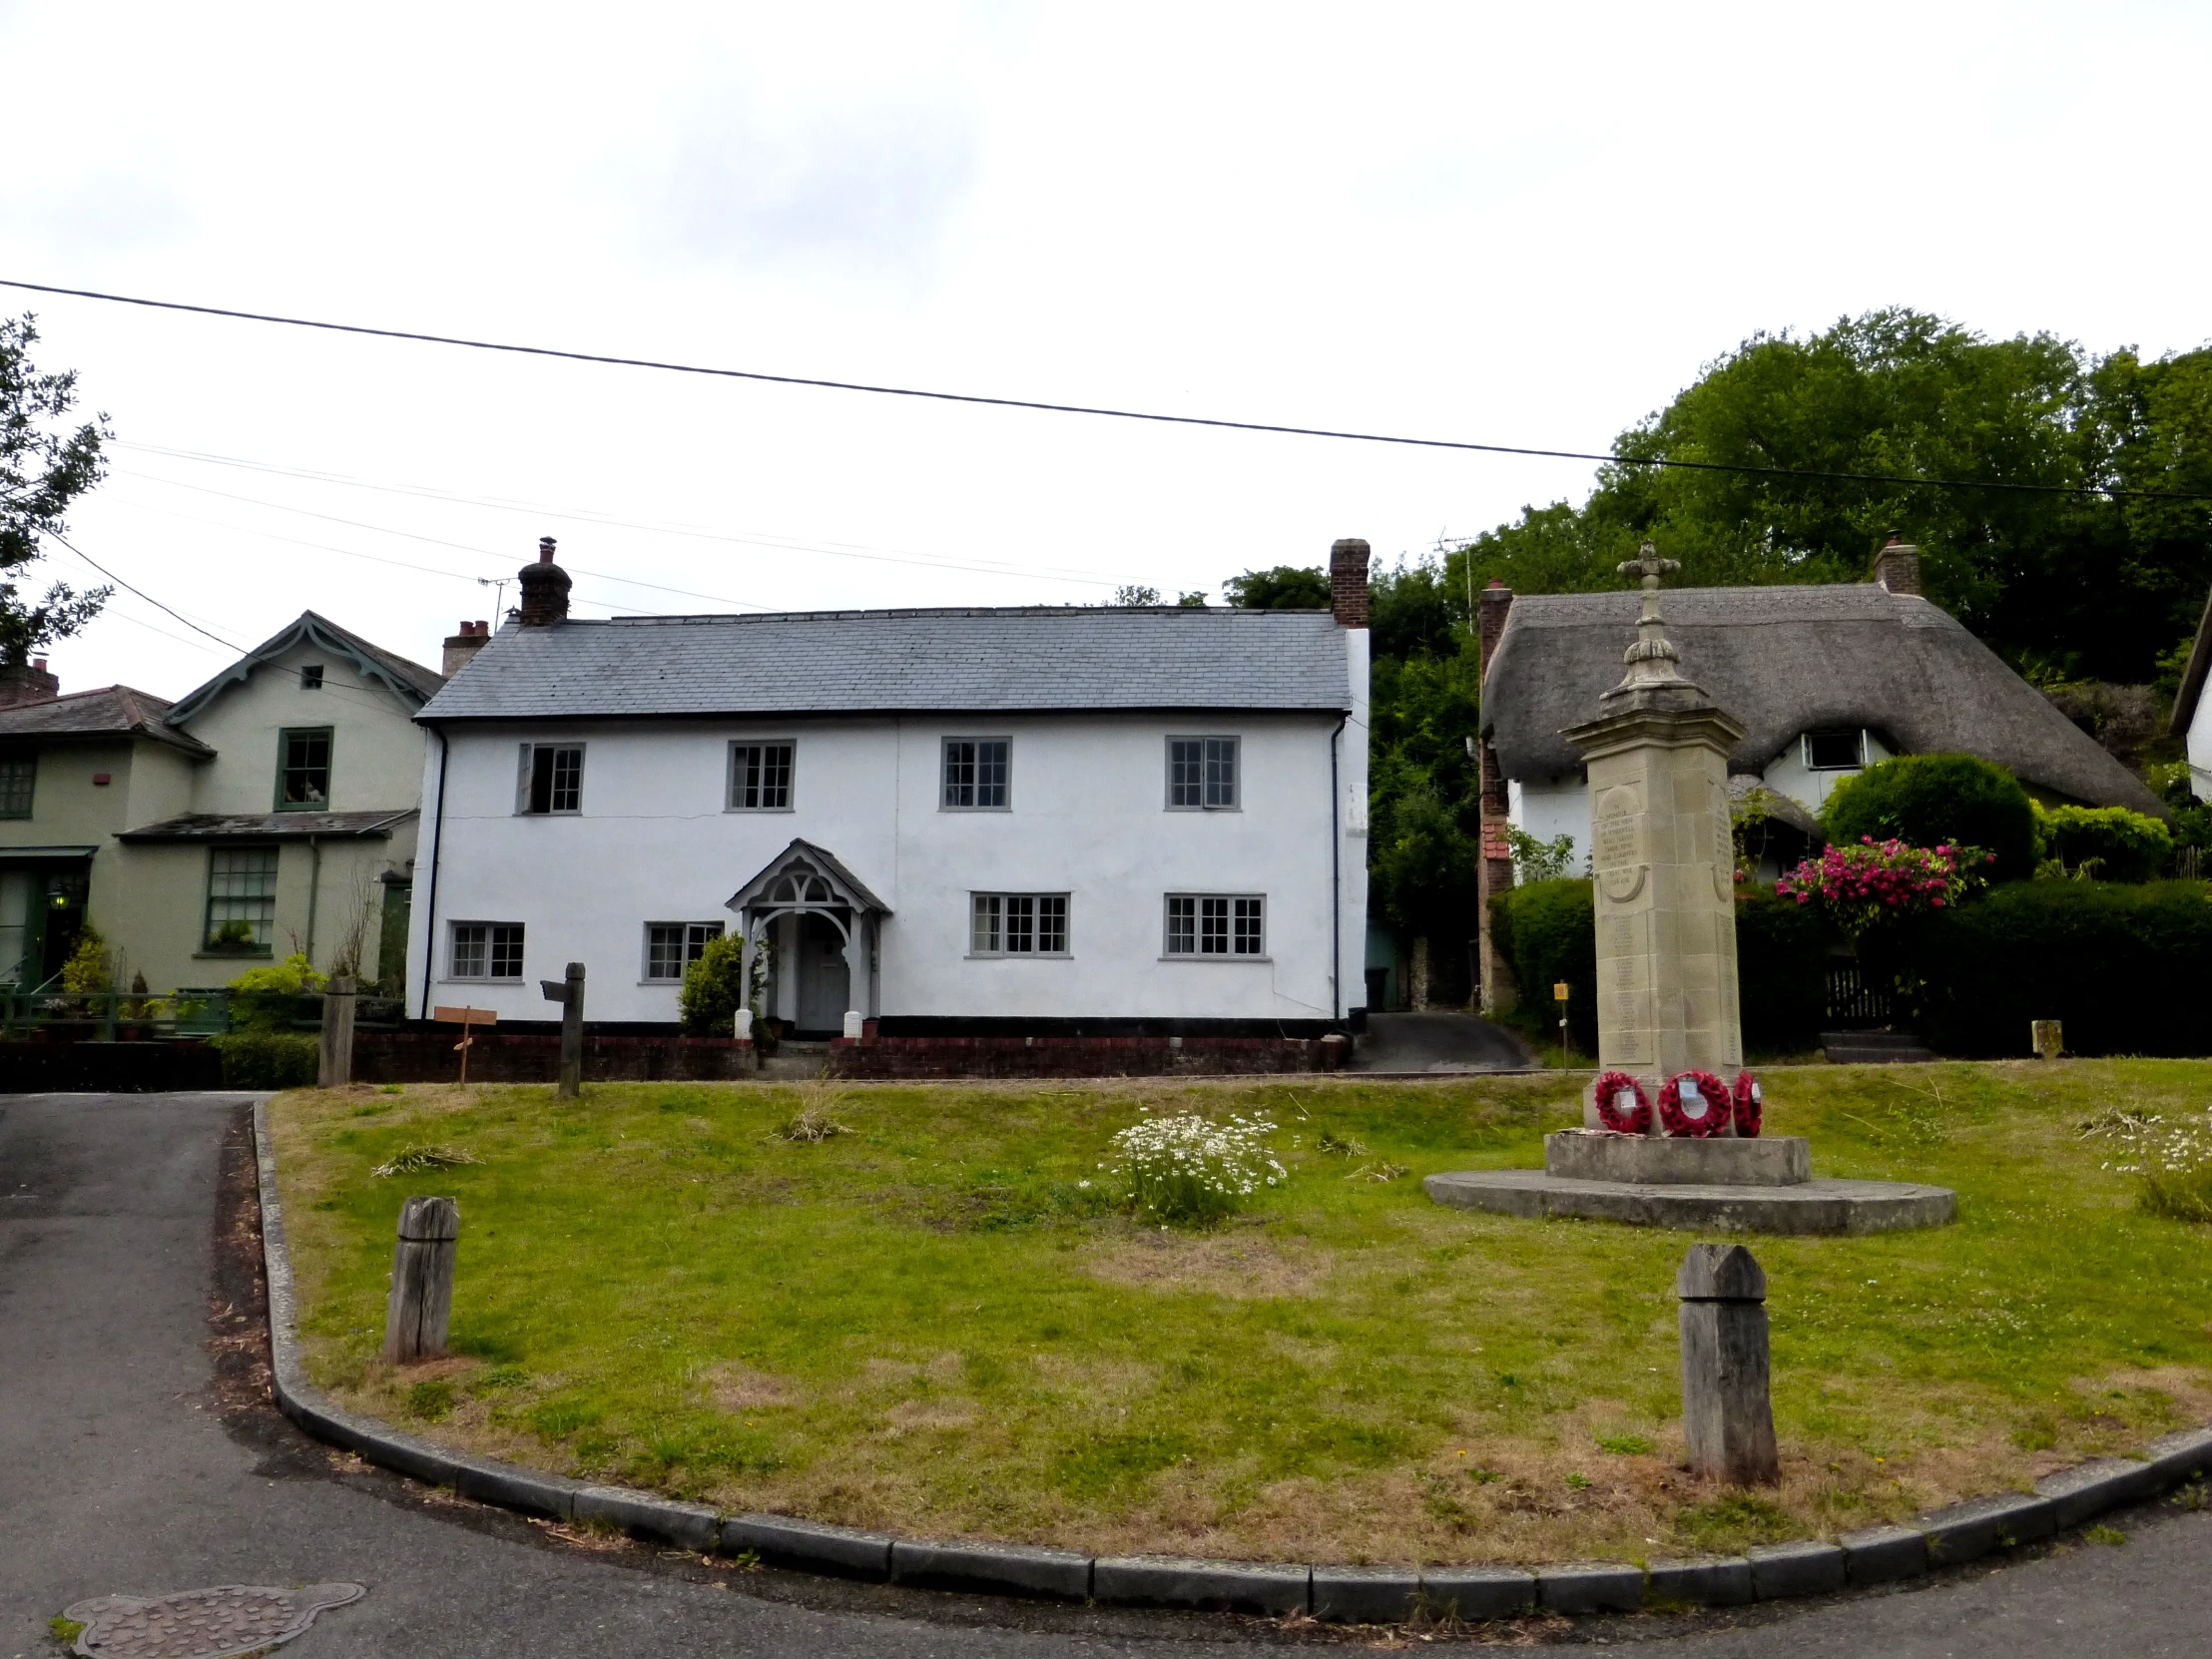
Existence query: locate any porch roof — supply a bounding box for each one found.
[117,809,417,841]
[726,837,892,915]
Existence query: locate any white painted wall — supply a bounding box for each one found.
[2188,693,2212,803]
[407,705,1365,1025]
[1507,776,1591,873]
[1758,728,1892,813]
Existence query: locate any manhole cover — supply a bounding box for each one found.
[61,1583,363,1659]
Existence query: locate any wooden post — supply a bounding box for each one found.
[542,962,584,1098]
[318,973,357,1088]
[381,1195,459,1364]
[1677,1242,1779,1485]
[2030,1019,2062,1061]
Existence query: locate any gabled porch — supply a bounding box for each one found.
[725,838,892,1038]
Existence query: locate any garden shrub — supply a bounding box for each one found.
[1105,1110,1285,1228]
[1822,755,2037,882]
[209,1031,320,1088]
[2034,801,2174,881]
[678,934,747,1035]
[1734,884,1834,1054]
[1489,878,1596,1050]
[226,952,326,1032]
[1909,880,2212,1056]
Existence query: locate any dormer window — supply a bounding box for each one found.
[299,665,324,690]
[1803,730,1866,772]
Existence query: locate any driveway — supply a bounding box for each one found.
[5,1090,2211,1657]
[1350,1011,1537,1073]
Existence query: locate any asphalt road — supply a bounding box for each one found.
[1349,1012,1536,1073]
[6,1089,2212,1658]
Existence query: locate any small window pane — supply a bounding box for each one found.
[1233,896,1265,954]
[646,923,687,979]
[1166,894,1196,954]
[1804,731,1863,771]
[489,925,525,978]
[0,756,33,819]
[451,923,487,979]
[1005,894,1035,952]
[1205,738,1238,809]
[1199,895,1229,954]
[1169,739,1203,808]
[206,847,278,947]
[527,745,585,813]
[1037,895,1068,954]
[299,665,324,689]
[971,893,1001,952]
[732,743,794,810]
[944,739,1009,809]
[278,728,331,809]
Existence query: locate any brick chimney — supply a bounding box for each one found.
[517,536,571,626]
[1330,538,1371,628]
[1873,534,1923,597]
[0,655,60,709]
[441,620,491,677]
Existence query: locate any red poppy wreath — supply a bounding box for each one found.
[1658,1069,1731,1138]
[1732,1069,1764,1138]
[1593,1070,1652,1134]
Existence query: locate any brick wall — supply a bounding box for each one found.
[826,1035,1344,1080]
[352,1032,757,1083]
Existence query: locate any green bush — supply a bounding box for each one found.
[2034,802,2174,881]
[1734,884,1835,1054]
[1821,755,2037,882]
[1910,880,2212,1056]
[209,1031,320,1088]
[678,934,747,1035]
[1490,878,1597,1050]
[1493,878,1838,1056]
[226,952,327,1033]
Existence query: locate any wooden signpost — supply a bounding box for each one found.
[432,1004,497,1083]
[539,962,585,1100]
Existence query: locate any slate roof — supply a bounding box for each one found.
[1483,583,2163,815]
[117,809,417,842]
[416,608,1353,722]
[164,611,445,726]
[0,685,214,756]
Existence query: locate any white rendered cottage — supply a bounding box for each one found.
[403,539,1373,1036]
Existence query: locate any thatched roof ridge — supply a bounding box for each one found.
[1482,583,2161,816]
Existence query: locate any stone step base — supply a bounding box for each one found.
[1546,1130,1809,1187]
[1424,1169,1956,1235]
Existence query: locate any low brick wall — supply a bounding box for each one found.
[825,1035,1341,1080]
[351,1033,758,1084]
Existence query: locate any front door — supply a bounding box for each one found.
[795,912,850,1034]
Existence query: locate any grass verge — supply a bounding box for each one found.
[273,1060,2212,1565]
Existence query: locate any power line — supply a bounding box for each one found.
[50,531,247,652]
[12,276,2211,504]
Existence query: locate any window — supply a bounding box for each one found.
[0,755,32,820]
[1165,893,1266,957]
[645,920,725,979]
[450,922,525,980]
[970,892,1069,956]
[298,665,324,690]
[1803,730,1866,772]
[729,742,795,811]
[519,744,585,814]
[942,739,1010,810]
[205,846,278,949]
[1168,737,1239,809]
[276,727,332,810]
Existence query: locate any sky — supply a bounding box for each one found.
[4,1,2209,697]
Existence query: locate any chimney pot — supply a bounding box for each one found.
[518,536,572,626]
[1874,537,1923,597]
[1329,538,1372,628]
[0,655,61,709]
[33,657,47,671]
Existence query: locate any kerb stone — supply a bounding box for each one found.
[1746,1539,1845,1599]
[1415,1566,1535,1621]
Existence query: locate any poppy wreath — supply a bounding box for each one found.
[1592,1070,1652,1134]
[1658,1069,1731,1138]
[1732,1070,1764,1138]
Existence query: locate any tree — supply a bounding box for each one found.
[1223,565,1331,609]
[1112,584,1161,606]
[1,314,110,663]
[1453,309,2212,682]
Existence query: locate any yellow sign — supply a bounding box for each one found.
[1552,981,1571,1002]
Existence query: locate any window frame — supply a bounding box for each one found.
[940,736,1012,812]
[1162,891,1268,959]
[1801,729,1867,773]
[0,752,33,820]
[274,726,334,813]
[516,742,587,816]
[642,919,726,981]
[968,891,1071,958]
[1166,735,1241,811]
[202,844,279,954]
[448,920,526,981]
[726,741,797,813]
[298,664,324,690]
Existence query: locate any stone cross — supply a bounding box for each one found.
[1677,1242,1779,1484]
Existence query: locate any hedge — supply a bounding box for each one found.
[1822,754,2038,882]
[1491,879,1836,1057]
[208,1031,320,1088]
[1903,880,2212,1057]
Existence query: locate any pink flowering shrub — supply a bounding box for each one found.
[1775,836,1993,939]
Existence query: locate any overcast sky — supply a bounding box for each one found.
[5,1,2208,696]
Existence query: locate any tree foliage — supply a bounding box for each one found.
[1223,565,1331,609]
[1820,754,2038,882]
[1,314,110,662]
[1453,309,2212,681]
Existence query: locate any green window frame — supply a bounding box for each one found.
[205,846,278,952]
[0,753,33,819]
[276,727,333,811]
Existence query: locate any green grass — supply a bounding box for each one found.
[273,1060,2212,1566]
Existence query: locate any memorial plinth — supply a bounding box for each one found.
[1427,543,1953,1235]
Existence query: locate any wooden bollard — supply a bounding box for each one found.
[381,1196,459,1364]
[317,973,357,1088]
[1677,1242,1779,1485]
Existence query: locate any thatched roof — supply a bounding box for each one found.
[1483,583,2162,816]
